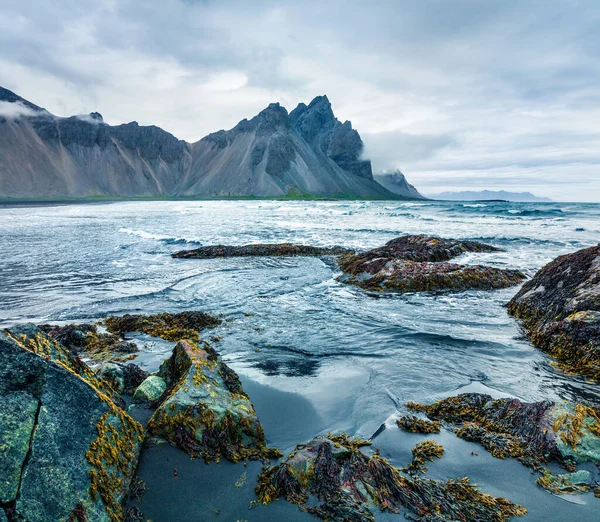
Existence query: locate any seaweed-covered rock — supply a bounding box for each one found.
[396,415,440,434]
[405,440,445,474]
[147,340,280,462]
[96,362,149,396]
[507,244,600,379]
[0,326,143,522]
[172,243,353,259]
[39,322,138,361]
[536,469,592,495]
[133,376,166,404]
[338,235,524,293]
[255,433,526,522]
[104,311,221,342]
[407,393,600,469]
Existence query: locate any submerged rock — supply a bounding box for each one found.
[338,235,524,293]
[407,393,600,470]
[536,469,592,495]
[147,340,280,463]
[255,433,526,522]
[507,243,600,379]
[133,376,167,404]
[0,326,143,521]
[104,311,221,342]
[172,243,353,259]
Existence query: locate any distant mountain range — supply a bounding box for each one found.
[373,170,425,199]
[0,86,414,199]
[433,190,552,202]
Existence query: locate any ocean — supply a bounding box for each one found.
[1,199,599,521]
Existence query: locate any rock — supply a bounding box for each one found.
[396,415,440,434]
[147,340,280,462]
[121,363,150,395]
[172,243,353,259]
[338,235,525,293]
[255,433,526,521]
[537,469,592,495]
[104,311,221,342]
[407,393,600,469]
[133,376,167,403]
[0,326,143,521]
[39,322,138,361]
[507,244,600,379]
[0,509,7,522]
[97,363,126,393]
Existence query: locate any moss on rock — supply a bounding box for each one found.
[255,434,526,521]
[507,244,600,379]
[147,340,280,463]
[338,235,524,293]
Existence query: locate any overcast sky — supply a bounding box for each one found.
[1,0,599,201]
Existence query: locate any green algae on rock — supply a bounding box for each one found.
[133,375,167,403]
[536,469,592,495]
[147,339,280,463]
[0,326,143,522]
[104,311,221,342]
[255,434,526,522]
[507,243,600,380]
[396,415,441,434]
[338,235,525,293]
[407,393,600,471]
[172,243,353,259]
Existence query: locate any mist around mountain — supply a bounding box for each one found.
[432,190,552,202]
[373,170,425,199]
[0,87,396,199]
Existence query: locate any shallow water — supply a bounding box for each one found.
[1,199,599,521]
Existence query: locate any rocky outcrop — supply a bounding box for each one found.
[0,325,143,522]
[255,433,526,522]
[104,311,221,342]
[172,243,353,259]
[507,244,600,379]
[147,340,280,463]
[0,87,396,199]
[407,393,600,470]
[133,376,166,404]
[338,235,525,292]
[374,170,425,199]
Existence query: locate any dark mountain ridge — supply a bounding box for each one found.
[0,87,397,199]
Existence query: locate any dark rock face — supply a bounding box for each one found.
[407,393,600,469]
[507,244,600,379]
[172,243,353,259]
[0,326,143,522]
[0,86,394,199]
[147,340,280,463]
[374,170,425,199]
[338,235,524,293]
[255,433,526,521]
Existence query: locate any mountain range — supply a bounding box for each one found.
[0,87,419,199]
[373,170,425,199]
[433,190,552,202]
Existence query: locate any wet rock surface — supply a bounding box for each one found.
[147,339,280,463]
[172,243,353,259]
[407,393,600,470]
[104,311,221,342]
[133,376,166,404]
[338,235,524,293]
[507,243,600,379]
[0,326,143,522]
[255,433,526,522]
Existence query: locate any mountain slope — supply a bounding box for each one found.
[0,88,395,199]
[373,170,424,199]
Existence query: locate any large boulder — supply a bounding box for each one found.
[507,243,600,379]
[172,243,353,259]
[407,393,600,469]
[147,340,280,463]
[338,235,524,293]
[255,433,526,522]
[133,376,167,404]
[0,326,143,522]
